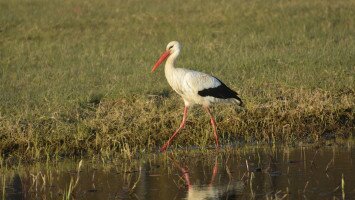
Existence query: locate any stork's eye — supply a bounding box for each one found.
[168,45,173,50]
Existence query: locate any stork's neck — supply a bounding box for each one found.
[165,50,180,73]
[164,49,183,94]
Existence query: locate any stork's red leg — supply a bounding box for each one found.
[204,107,219,148]
[209,157,218,187]
[181,166,191,189]
[160,106,188,152]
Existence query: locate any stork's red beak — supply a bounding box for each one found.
[151,51,170,73]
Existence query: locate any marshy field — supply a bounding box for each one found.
[0,0,354,199]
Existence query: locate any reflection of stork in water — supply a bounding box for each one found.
[168,155,244,199]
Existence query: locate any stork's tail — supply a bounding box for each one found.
[232,95,244,107]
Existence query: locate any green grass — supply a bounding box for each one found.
[0,0,354,161]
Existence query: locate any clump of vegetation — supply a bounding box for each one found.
[0,0,354,162]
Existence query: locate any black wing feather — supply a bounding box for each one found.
[198,77,243,103]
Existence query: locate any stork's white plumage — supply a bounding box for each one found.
[152,41,243,152]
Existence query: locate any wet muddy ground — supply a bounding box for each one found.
[2,143,354,199]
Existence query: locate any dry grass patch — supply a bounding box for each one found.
[0,87,353,162]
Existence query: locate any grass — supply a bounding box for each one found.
[63,160,82,200]
[0,0,354,162]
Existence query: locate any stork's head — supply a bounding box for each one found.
[166,41,181,53]
[151,41,181,73]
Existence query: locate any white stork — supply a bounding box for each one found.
[151,41,243,152]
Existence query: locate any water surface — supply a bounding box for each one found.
[2,144,354,199]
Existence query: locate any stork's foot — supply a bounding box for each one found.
[160,142,170,152]
[215,139,220,149]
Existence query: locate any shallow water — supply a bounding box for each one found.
[2,144,355,199]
